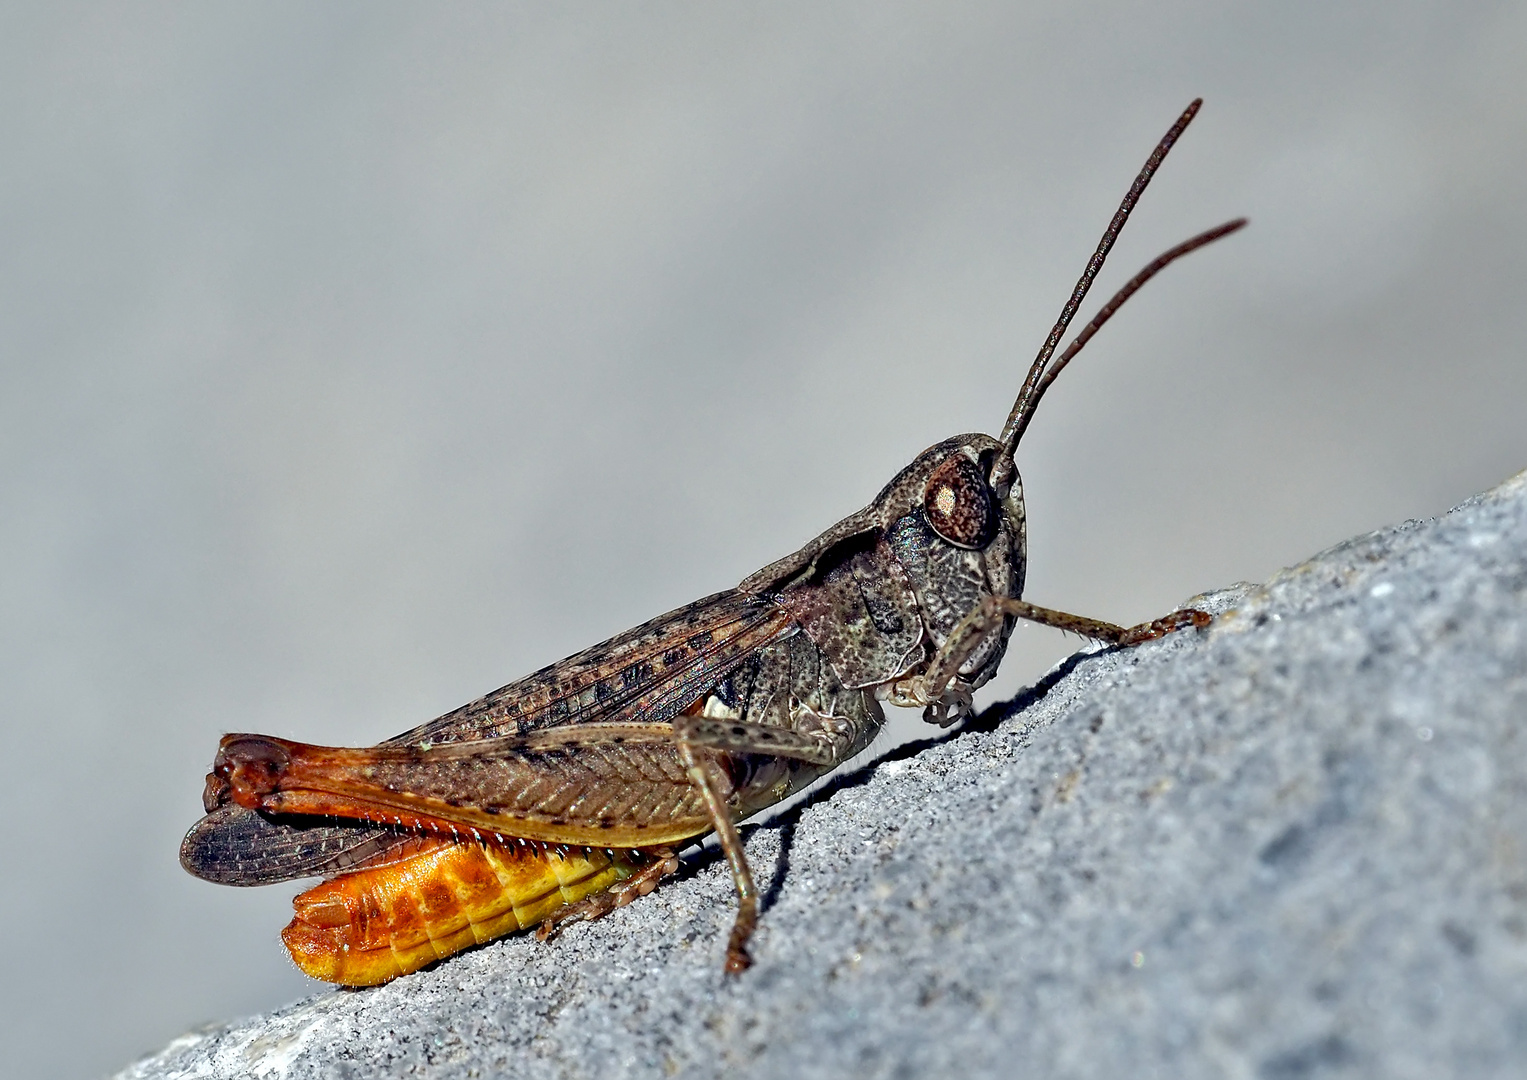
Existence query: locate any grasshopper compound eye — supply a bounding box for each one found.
[923,452,996,549]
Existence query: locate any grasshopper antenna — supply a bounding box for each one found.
[1020,217,1246,425]
[990,98,1243,483]
[995,98,1205,466]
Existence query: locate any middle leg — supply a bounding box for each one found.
[675,738,758,974]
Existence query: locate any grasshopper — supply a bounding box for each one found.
[183,98,1244,982]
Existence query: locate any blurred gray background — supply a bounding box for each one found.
[2,3,1524,1077]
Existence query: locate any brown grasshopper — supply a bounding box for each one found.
[182,98,1244,982]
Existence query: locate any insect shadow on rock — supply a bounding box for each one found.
[703,643,1102,920]
[182,98,1244,982]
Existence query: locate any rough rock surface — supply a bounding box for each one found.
[118,472,1527,1080]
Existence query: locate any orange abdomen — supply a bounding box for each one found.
[282,838,639,985]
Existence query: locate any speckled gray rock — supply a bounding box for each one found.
[118,472,1527,1080]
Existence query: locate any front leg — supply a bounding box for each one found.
[896,596,1210,726]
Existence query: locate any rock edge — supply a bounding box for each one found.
[118,471,1527,1080]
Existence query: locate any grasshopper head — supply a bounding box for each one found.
[743,92,1245,600]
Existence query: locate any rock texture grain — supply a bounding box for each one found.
[119,472,1527,1080]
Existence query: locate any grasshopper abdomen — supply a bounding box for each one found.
[282,837,648,985]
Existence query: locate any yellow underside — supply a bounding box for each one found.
[281,837,639,986]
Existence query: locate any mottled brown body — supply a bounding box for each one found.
[182,99,1240,981]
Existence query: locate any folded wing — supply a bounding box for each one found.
[182,590,793,883]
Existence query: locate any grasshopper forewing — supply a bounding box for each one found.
[184,98,1245,981]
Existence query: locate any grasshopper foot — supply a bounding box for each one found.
[1118,607,1211,646]
[724,933,753,974]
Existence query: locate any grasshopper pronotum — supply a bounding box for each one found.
[183,99,1243,983]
